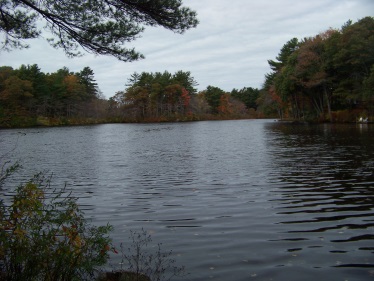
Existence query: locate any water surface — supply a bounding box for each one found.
[1,120,373,281]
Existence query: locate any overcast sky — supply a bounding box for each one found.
[1,0,373,98]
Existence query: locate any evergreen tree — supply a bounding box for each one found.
[0,0,199,61]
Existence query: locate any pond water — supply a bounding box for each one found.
[1,120,373,281]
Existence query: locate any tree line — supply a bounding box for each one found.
[0,65,109,127]
[1,17,373,127]
[108,71,260,122]
[0,66,260,127]
[259,16,374,122]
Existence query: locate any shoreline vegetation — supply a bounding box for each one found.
[1,17,373,129]
[1,116,373,130]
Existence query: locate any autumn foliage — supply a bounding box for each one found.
[0,65,107,127]
[260,17,374,121]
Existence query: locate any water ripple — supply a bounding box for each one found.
[1,121,373,281]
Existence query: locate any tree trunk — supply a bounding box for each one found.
[324,85,332,122]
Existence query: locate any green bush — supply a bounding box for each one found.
[0,172,113,281]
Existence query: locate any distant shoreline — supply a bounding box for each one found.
[2,117,373,130]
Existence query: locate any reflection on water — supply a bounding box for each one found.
[0,120,373,281]
[265,122,374,278]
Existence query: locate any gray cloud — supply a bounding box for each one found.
[1,0,372,98]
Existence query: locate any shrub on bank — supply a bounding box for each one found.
[0,171,113,281]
